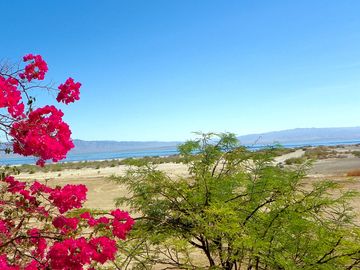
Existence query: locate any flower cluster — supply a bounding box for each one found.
[80,209,135,240]
[1,54,83,166]
[0,176,134,269]
[57,77,81,104]
[48,237,117,269]
[27,228,47,259]
[0,76,24,118]
[49,184,87,213]
[3,177,88,215]
[19,54,48,82]
[111,209,135,239]
[10,105,74,166]
[52,216,79,234]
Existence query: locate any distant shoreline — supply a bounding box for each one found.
[1,139,360,166]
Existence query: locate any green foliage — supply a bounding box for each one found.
[256,144,296,157]
[304,146,338,160]
[0,166,20,180]
[284,156,307,165]
[2,155,186,174]
[352,151,360,158]
[113,133,360,269]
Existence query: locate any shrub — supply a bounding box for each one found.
[352,151,360,158]
[113,133,360,270]
[304,146,338,160]
[284,156,306,165]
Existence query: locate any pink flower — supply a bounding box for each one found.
[19,54,48,82]
[3,176,26,193]
[80,212,91,219]
[24,261,40,270]
[47,238,93,270]
[57,77,81,104]
[0,254,19,269]
[0,76,24,118]
[10,105,74,165]
[89,237,117,264]
[53,216,79,234]
[30,181,53,194]
[27,229,47,258]
[80,212,110,227]
[19,189,36,204]
[96,216,110,225]
[110,209,134,239]
[49,184,87,213]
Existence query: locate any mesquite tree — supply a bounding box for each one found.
[0,54,133,269]
[114,133,360,270]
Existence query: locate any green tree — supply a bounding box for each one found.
[113,133,360,270]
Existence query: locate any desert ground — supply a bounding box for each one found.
[16,162,189,211]
[15,145,360,219]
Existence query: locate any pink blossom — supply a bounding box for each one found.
[10,105,74,166]
[19,54,48,82]
[111,209,134,239]
[52,216,79,234]
[47,238,93,270]
[89,237,117,264]
[49,184,87,213]
[57,77,81,104]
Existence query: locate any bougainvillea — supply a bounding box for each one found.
[10,105,74,166]
[0,54,134,269]
[0,176,133,269]
[57,77,81,104]
[0,76,24,118]
[19,54,48,82]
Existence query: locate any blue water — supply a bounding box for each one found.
[1,140,360,166]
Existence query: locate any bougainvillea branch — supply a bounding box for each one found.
[0,54,134,269]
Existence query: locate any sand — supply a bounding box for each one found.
[16,163,189,210]
[16,145,360,216]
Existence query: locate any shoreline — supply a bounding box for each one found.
[2,140,360,167]
[10,144,360,221]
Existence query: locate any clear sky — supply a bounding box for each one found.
[1,1,360,141]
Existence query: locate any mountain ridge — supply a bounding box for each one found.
[70,127,360,154]
[237,126,360,144]
[70,139,180,154]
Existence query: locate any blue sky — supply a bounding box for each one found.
[1,1,360,141]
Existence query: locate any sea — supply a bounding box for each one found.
[1,139,360,166]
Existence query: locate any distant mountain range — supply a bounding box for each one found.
[237,127,360,145]
[70,127,360,154]
[71,140,180,154]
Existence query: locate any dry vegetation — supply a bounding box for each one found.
[3,155,186,174]
[7,144,360,217]
[347,169,360,177]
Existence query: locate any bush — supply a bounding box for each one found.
[304,146,338,160]
[284,156,306,165]
[352,151,360,158]
[113,133,360,270]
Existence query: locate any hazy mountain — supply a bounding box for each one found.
[69,127,360,154]
[2,127,360,159]
[237,127,360,145]
[70,140,180,154]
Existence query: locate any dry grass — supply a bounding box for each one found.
[346,169,360,176]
